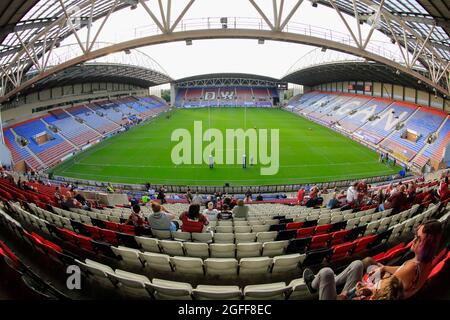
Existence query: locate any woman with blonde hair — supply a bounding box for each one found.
[339,274,404,300]
[303,220,443,300]
[203,202,218,221]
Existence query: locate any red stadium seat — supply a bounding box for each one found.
[104,221,120,231]
[286,222,303,230]
[353,235,377,255]
[315,224,332,235]
[310,233,332,250]
[427,252,450,281]
[100,229,119,246]
[373,242,405,263]
[0,240,20,265]
[296,226,315,238]
[432,248,448,268]
[75,234,94,252]
[57,228,78,245]
[83,224,103,240]
[31,232,63,254]
[375,243,409,264]
[331,242,355,262]
[118,224,135,235]
[331,229,351,245]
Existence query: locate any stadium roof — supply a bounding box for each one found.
[175,73,280,83]
[282,60,433,91]
[1,1,447,66]
[316,0,449,61]
[0,0,129,60]
[174,73,284,88]
[21,62,171,95]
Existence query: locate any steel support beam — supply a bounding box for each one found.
[0,28,448,104]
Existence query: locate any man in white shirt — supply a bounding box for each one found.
[346,182,359,204]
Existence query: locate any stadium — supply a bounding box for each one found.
[0,0,449,306]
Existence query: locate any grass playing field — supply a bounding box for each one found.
[50,107,400,186]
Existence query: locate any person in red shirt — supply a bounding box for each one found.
[380,185,407,214]
[297,188,305,205]
[180,204,209,233]
[438,177,450,201]
[125,204,146,227]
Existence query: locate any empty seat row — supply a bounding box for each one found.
[76,258,302,300]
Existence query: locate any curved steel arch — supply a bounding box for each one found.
[0,27,447,105]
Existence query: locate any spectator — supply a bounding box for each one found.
[326,192,340,209]
[256,193,263,201]
[217,204,233,220]
[107,183,115,193]
[438,176,450,201]
[346,182,359,205]
[54,187,63,205]
[232,199,249,219]
[74,191,90,210]
[148,188,156,199]
[157,187,166,204]
[343,275,404,300]
[125,204,146,227]
[223,196,232,209]
[297,188,305,205]
[379,185,407,214]
[203,202,218,221]
[244,189,252,202]
[186,188,193,203]
[306,186,321,207]
[406,182,417,202]
[209,194,217,206]
[146,202,178,231]
[61,191,81,210]
[385,183,394,197]
[180,204,209,233]
[141,194,150,204]
[130,194,140,206]
[191,192,203,205]
[230,196,237,209]
[303,220,442,300]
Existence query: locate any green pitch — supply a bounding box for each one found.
[50,108,400,186]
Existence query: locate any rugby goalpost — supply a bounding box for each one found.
[205,94,249,167]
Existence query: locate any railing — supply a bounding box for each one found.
[45,171,413,195]
[24,17,410,78]
[133,16,405,63]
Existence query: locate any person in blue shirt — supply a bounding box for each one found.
[326,192,340,209]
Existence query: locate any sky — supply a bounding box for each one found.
[60,0,400,81]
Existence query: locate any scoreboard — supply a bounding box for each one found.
[276,82,288,90]
[347,83,372,92]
